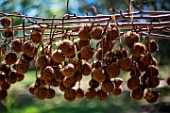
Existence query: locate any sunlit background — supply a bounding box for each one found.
[0,0,170,113]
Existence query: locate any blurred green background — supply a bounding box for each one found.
[0,0,170,113]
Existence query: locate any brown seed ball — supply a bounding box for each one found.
[78,25,91,40]
[144,90,160,104]
[22,40,35,57]
[80,46,93,61]
[95,48,103,61]
[130,68,141,77]
[45,78,59,87]
[46,88,56,99]
[36,74,46,87]
[148,40,159,53]
[130,85,144,100]
[61,63,76,77]
[0,63,10,75]
[96,89,108,100]
[31,30,43,43]
[0,81,10,90]
[4,30,14,38]
[124,31,140,48]
[63,77,76,88]
[118,57,132,71]
[131,42,146,57]
[36,55,50,68]
[28,83,37,95]
[81,63,91,76]
[116,48,128,59]
[106,27,119,41]
[41,66,54,81]
[85,88,96,100]
[146,65,159,76]
[59,82,66,92]
[74,70,83,82]
[6,71,17,84]
[146,76,159,88]
[16,58,30,74]
[89,79,99,88]
[113,78,123,88]
[64,88,76,101]
[76,39,90,50]
[0,74,5,86]
[127,76,140,90]
[0,89,8,101]
[102,80,114,93]
[91,68,107,82]
[51,49,65,64]
[112,86,123,96]
[54,68,65,82]
[100,38,113,53]
[58,40,76,57]
[70,59,82,72]
[92,61,102,69]
[106,63,120,78]
[91,26,103,40]
[34,87,49,99]
[167,76,170,85]
[104,51,117,65]
[76,88,84,99]
[0,17,11,27]
[4,52,17,65]
[12,38,22,53]
[22,53,35,62]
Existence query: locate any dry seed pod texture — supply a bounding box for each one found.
[0,17,11,27]
[106,27,119,41]
[91,26,103,40]
[78,24,91,40]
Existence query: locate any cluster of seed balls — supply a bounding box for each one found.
[0,17,169,103]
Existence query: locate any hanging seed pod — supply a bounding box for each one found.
[36,54,50,68]
[146,76,159,88]
[130,85,144,100]
[31,29,43,43]
[131,42,146,57]
[5,52,17,65]
[0,74,5,86]
[116,48,128,59]
[0,17,11,27]
[22,53,35,62]
[144,89,160,104]
[127,76,140,90]
[36,74,46,87]
[51,49,65,64]
[0,89,8,101]
[0,81,10,90]
[96,89,108,100]
[106,62,120,78]
[100,38,113,53]
[78,24,91,40]
[41,66,54,81]
[102,80,114,93]
[16,58,30,74]
[91,26,103,40]
[4,29,14,38]
[45,78,59,87]
[74,70,83,82]
[34,86,49,99]
[85,88,96,100]
[81,62,91,76]
[89,79,99,88]
[113,78,123,88]
[92,61,102,69]
[76,39,90,50]
[22,40,35,57]
[95,48,103,61]
[147,40,159,53]
[91,68,107,82]
[130,68,141,77]
[0,63,10,75]
[28,83,38,95]
[59,82,66,92]
[106,27,119,41]
[61,63,76,77]
[76,88,84,99]
[46,88,56,99]
[12,38,22,53]
[145,65,159,76]
[118,57,132,71]
[80,46,93,61]
[54,68,65,82]
[70,59,82,72]
[64,88,76,101]
[112,86,123,96]
[6,71,18,84]
[104,51,117,65]
[167,75,170,85]
[63,77,76,88]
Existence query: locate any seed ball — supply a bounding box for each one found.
[81,62,91,76]
[130,68,141,77]
[130,85,144,100]
[89,79,100,88]
[91,26,103,40]
[51,49,65,64]
[131,42,146,57]
[46,88,56,99]
[54,68,65,82]
[104,51,117,65]
[80,46,93,61]
[145,65,159,76]
[78,25,91,40]
[96,89,108,100]
[113,78,123,88]
[106,62,120,78]
[95,48,103,61]
[58,39,76,57]
[91,68,107,82]
[36,75,46,86]
[144,89,160,104]
[102,80,114,93]
[31,30,43,43]
[12,38,22,53]
[0,75,5,86]
[6,71,17,84]
[0,63,10,75]
[64,88,76,101]
[118,57,132,71]
[76,88,84,99]
[63,77,76,88]
[74,70,83,82]
[59,82,66,92]
[22,40,35,57]
[28,83,37,95]
[41,66,54,81]
[146,76,159,88]
[127,76,140,90]
[36,55,50,68]
[45,78,59,87]
[106,27,119,41]
[61,63,76,77]
[34,86,49,99]
[148,40,159,53]
[70,59,82,72]
[16,58,30,74]
[0,81,10,90]
[100,38,113,53]
[22,53,35,62]
[0,89,8,101]
[76,39,90,50]
[167,76,170,85]
[124,31,140,48]
[92,61,102,69]
[85,88,96,100]
[116,48,128,59]
[5,52,17,65]
[4,30,14,38]
[0,17,11,27]
[112,86,123,96]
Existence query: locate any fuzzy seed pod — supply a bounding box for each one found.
[113,78,123,88]
[64,88,76,101]
[96,89,108,100]
[36,55,50,68]
[36,75,46,86]
[31,30,43,43]
[127,76,140,90]
[76,88,84,99]
[51,49,65,64]
[85,88,96,100]
[16,58,30,74]
[112,86,123,96]
[116,48,128,59]
[54,68,65,82]
[91,68,107,82]
[0,89,8,101]
[12,38,22,53]
[0,74,5,86]
[148,40,159,53]
[146,76,159,88]
[91,26,103,40]
[0,81,10,90]
[104,51,117,65]
[41,66,54,81]
[28,83,37,95]
[22,53,35,62]
[45,78,59,87]
[102,80,114,93]
[46,88,56,99]
[4,30,14,38]
[106,27,119,41]
[0,63,10,75]
[0,17,11,27]
[130,68,141,77]
[74,70,83,82]
[100,38,113,53]
[80,46,93,61]
[95,48,103,61]
[92,61,102,69]
[145,65,159,76]
[106,63,120,78]
[6,71,17,84]
[131,42,146,57]
[81,62,91,76]
[63,77,76,88]
[22,40,35,57]
[5,52,17,65]
[70,59,82,72]
[144,89,159,104]
[118,57,132,71]
[61,63,76,77]
[59,82,66,92]
[78,24,91,40]
[89,79,99,88]
[76,39,90,50]
[130,85,144,100]
[34,87,49,99]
